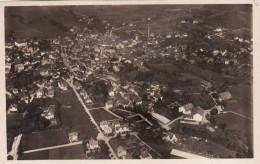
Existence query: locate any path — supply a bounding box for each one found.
[23,141,82,154]
[127,113,153,126]
[8,134,23,160]
[103,107,123,120]
[134,134,161,157]
[227,111,253,121]
[166,116,184,126]
[170,149,208,159]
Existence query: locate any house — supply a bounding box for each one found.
[103,126,113,135]
[12,88,19,95]
[206,126,215,132]
[14,64,24,72]
[163,132,178,143]
[140,148,152,159]
[109,91,115,97]
[191,106,205,122]
[47,88,55,98]
[8,104,18,114]
[73,80,82,89]
[115,123,130,134]
[15,40,27,47]
[68,132,79,143]
[105,100,113,109]
[179,103,194,114]
[200,80,212,88]
[215,105,224,113]
[58,81,68,90]
[189,59,196,65]
[117,146,127,158]
[40,69,49,77]
[100,120,110,130]
[41,105,56,120]
[36,89,44,98]
[5,63,11,74]
[87,138,99,150]
[219,91,232,101]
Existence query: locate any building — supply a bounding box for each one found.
[179,103,194,114]
[115,123,130,134]
[8,104,18,114]
[103,126,113,135]
[14,64,24,72]
[140,148,152,159]
[200,80,212,88]
[68,132,79,143]
[191,106,205,122]
[100,120,110,130]
[105,100,113,109]
[41,105,56,120]
[219,91,232,101]
[87,138,99,150]
[151,112,171,125]
[163,132,178,143]
[58,81,69,90]
[117,146,127,158]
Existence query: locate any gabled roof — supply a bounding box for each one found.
[192,106,204,116]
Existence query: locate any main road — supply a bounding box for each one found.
[61,52,118,159]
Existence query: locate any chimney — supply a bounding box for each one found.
[147,24,150,38]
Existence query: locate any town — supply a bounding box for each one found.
[5,5,253,159]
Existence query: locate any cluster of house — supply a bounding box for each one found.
[100,120,130,136]
[68,132,100,152]
[146,81,164,103]
[41,105,58,127]
[116,146,152,159]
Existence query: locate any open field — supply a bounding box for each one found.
[110,109,132,118]
[20,129,69,151]
[7,114,23,151]
[215,113,252,134]
[175,138,236,158]
[128,115,142,122]
[7,114,23,128]
[56,89,98,140]
[89,108,117,124]
[225,100,253,119]
[19,144,86,160]
[148,64,179,73]
[18,150,49,160]
[226,84,253,118]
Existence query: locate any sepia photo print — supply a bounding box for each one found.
[5,4,253,160]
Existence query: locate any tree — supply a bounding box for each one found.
[116,133,121,140]
[210,108,218,116]
[209,117,217,125]
[126,132,130,138]
[218,123,227,131]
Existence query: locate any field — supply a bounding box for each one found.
[89,108,117,124]
[7,114,23,151]
[148,64,179,73]
[175,138,236,158]
[19,144,86,160]
[215,113,253,134]
[128,115,142,122]
[227,84,253,118]
[225,100,253,119]
[110,108,132,118]
[55,89,98,140]
[20,129,69,151]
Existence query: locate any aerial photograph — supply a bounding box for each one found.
[5,4,253,159]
